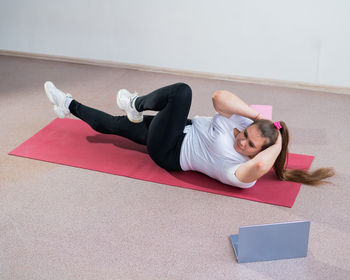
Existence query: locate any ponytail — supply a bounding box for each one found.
[273,121,335,186]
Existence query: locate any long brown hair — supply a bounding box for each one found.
[255,119,335,186]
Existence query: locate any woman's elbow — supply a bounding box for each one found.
[212,90,230,112]
[256,160,272,176]
[212,90,220,106]
[212,90,230,101]
[212,90,222,100]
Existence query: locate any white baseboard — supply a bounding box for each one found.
[1,49,349,95]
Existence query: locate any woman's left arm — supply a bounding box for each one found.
[235,133,282,183]
[212,90,262,120]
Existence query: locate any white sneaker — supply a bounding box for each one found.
[44,81,72,119]
[116,89,143,123]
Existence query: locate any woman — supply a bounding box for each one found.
[44,81,334,188]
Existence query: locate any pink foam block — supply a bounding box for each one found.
[9,118,314,207]
[250,105,273,120]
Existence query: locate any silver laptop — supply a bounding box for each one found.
[230,220,310,263]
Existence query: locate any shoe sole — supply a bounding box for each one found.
[127,118,143,123]
[116,90,124,111]
[44,81,55,104]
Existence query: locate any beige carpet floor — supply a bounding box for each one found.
[1,55,349,280]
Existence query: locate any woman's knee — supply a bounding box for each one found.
[172,83,192,103]
[176,82,192,94]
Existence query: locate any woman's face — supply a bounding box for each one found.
[234,124,269,157]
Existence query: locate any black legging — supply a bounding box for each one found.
[69,83,192,171]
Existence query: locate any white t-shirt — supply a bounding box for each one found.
[179,114,256,188]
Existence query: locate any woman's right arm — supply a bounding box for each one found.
[212,90,262,120]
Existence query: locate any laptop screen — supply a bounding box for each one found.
[235,220,310,263]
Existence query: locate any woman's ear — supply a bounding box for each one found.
[234,128,240,137]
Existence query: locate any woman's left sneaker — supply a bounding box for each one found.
[116,89,143,123]
[44,81,72,119]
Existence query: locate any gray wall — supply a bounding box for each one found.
[1,0,349,87]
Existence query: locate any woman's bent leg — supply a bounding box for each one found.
[135,83,192,171]
[69,100,153,145]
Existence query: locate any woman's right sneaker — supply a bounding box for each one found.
[44,81,72,119]
[116,89,143,123]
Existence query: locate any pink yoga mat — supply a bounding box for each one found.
[9,114,313,208]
